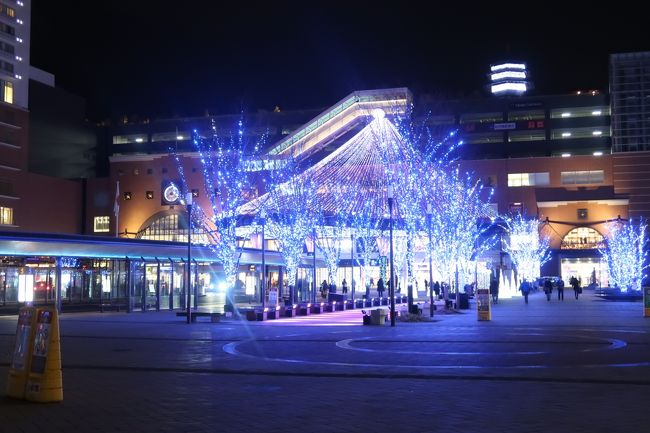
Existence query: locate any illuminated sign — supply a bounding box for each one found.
[490,62,529,95]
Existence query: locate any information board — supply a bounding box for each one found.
[30,309,53,374]
[476,288,491,321]
[11,308,34,371]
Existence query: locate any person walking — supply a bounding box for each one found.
[557,278,565,301]
[544,278,553,301]
[489,277,499,304]
[376,277,385,298]
[341,278,348,294]
[433,281,441,299]
[320,280,328,299]
[520,278,532,304]
[569,276,582,299]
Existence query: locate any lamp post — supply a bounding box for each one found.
[261,215,266,310]
[388,186,395,327]
[185,192,192,324]
[312,227,317,304]
[427,204,434,318]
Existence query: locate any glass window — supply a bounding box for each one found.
[507,110,545,121]
[0,206,13,225]
[1,80,13,104]
[551,127,610,139]
[93,216,110,233]
[560,170,605,184]
[508,131,546,142]
[151,132,190,142]
[112,134,147,144]
[464,132,503,144]
[508,172,550,187]
[550,106,610,118]
[460,112,503,124]
[561,227,604,250]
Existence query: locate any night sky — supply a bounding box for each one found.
[30,1,648,121]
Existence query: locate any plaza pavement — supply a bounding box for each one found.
[0,289,648,433]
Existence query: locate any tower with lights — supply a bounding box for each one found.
[490,62,529,96]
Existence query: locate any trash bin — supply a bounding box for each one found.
[370,308,387,325]
[459,293,469,309]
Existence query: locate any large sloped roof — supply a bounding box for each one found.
[238,110,425,220]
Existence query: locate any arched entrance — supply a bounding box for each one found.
[560,227,608,288]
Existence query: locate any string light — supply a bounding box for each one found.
[600,218,648,292]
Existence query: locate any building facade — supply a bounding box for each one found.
[3,51,650,313]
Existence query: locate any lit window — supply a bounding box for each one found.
[507,173,550,187]
[2,80,13,104]
[93,216,110,233]
[0,206,13,225]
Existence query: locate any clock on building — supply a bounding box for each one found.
[162,182,181,205]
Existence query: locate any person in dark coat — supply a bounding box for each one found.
[557,278,565,301]
[489,277,499,303]
[520,278,532,304]
[341,278,348,294]
[569,276,581,299]
[320,280,328,299]
[433,281,441,299]
[544,278,553,301]
[377,277,385,297]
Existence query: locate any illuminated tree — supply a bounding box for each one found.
[429,167,495,297]
[505,214,551,282]
[262,166,318,301]
[171,117,265,305]
[600,218,648,292]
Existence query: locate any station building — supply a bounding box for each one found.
[2,53,650,312]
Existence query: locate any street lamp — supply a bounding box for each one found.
[427,203,434,318]
[261,215,266,310]
[312,227,317,304]
[185,192,192,324]
[388,186,395,327]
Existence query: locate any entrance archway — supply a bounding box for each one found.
[560,227,607,288]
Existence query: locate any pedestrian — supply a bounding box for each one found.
[320,280,328,299]
[489,277,499,304]
[424,279,429,292]
[569,276,581,299]
[520,278,532,304]
[433,281,441,299]
[342,278,348,294]
[544,278,553,301]
[557,278,565,301]
[377,277,385,298]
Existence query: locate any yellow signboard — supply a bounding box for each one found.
[7,306,63,402]
[477,288,491,321]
